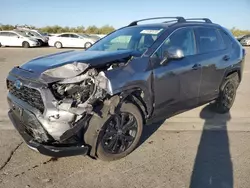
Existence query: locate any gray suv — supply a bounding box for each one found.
[6,17,245,161]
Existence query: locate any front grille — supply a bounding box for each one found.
[8,81,45,113]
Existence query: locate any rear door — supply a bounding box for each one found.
[59,34,71,47]
[2,32,21,46]
[194,27,229,103]
[0,32,9,45]
[70,34,84,48]
[151,27,202,119]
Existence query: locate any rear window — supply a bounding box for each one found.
[0,32,9,36]
[195,27,221,54]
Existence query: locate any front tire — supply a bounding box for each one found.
[96,102,143,161]
[84,42,92,49]
[37,39,43,46]
[22,41,30,48]
[55,41,62,49]
[213,73,239,113]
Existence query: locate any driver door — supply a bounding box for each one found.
[151,27,202,119]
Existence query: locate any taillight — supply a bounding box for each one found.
[6,80,10,90]
[243,48,246,57]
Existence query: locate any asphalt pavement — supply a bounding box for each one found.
[0,47,250,188]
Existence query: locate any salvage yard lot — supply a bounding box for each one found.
[0,47,250,188]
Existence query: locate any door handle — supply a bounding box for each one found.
[192,64,201,70]
[223,55,230,61]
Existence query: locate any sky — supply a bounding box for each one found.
[1,0,250,30]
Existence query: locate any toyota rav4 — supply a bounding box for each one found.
[7,17,245,161]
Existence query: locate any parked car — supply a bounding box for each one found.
[6,17,245,161]
[237,34,250,41]
[0,30,40,48]
[240,36,250,46]
[48,33,98,48]
[15,28,49,46]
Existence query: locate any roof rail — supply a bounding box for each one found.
[185,18,212,23]
[128,17,186,26]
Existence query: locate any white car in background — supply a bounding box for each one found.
[15,28,49,45]
[0,30,40,48]
[48,33,98,49]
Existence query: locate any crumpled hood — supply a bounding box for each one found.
[21,50,137,74]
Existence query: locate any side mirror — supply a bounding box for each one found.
[160,47,184,65]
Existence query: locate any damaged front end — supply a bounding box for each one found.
[7,61,123,157]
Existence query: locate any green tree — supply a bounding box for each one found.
[230,27,250,37]
[3,24,250,36]
[99,25,115,34]
[85,25,98,34]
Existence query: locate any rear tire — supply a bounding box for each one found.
[22,41,30,48]
[96,102,143,161]
[55,42,62,49]
[213,73,239,113]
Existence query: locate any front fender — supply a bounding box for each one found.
[104,57,154,116]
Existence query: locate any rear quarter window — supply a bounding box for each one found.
[195,27,221,54]
[219,30,233,48]
[0,32,9,37]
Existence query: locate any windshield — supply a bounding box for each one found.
[28,31,41,37]
[88,26,165,54]
[38,31,48,36]
[15,31,29,37]
[25,30,47,37]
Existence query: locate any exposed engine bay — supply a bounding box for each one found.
[51,69,106,115]
[48,59,129,117]
[44,54,133,118]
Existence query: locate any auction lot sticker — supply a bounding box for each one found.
[140,29,163,35]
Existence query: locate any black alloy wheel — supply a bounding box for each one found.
[96,102,143,161]
[221,82,235,109]
[214,73,239,114]
[101,112,138,154]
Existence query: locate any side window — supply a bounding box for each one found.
[8,33,18,37]
[195,27,221,54]
[154,28,196,58]
[0,32,9,37]
[219,30,233,48]
[60,34,70,38]
[71,34,79,38]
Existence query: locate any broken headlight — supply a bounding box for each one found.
[95,71,113,95]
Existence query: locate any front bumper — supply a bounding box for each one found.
[6,71,90,157]
[29,41,40,47]
[8,109,89,157]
